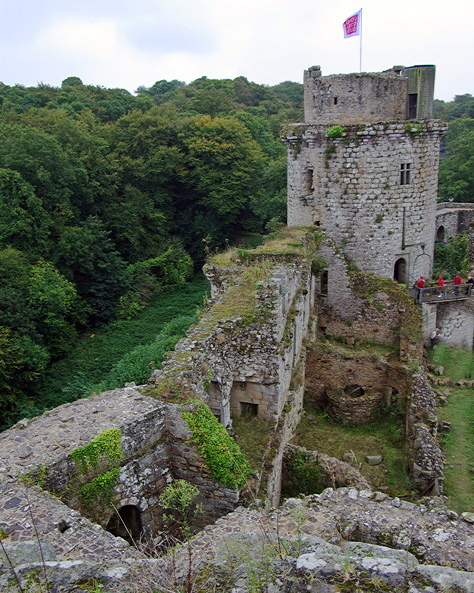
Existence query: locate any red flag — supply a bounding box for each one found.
[343,9,362,38]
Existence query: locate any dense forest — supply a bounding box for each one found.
[0,73,472,426]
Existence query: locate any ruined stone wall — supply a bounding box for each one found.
[151,255,316,426]
[436,202,474,241]
[406,373,444,493]
[304,345,409,424]
[285,121,445,284]
[436,300,474,351]
[0,390,238,538]
[315,237,423,363]
[303,69,407,124]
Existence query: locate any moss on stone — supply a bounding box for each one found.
[70,428,122,474]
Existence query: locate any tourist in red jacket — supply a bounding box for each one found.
[437,275,445,298]
[454,273,462,296]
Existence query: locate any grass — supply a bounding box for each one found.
[292,406,413,496]
[428,344,474,512]
[233,414,274,473]
[437,387,474,513]
[11,275,210,423]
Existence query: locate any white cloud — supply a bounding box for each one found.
[0,0,472,99]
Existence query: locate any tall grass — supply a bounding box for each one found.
[6,276,209,427]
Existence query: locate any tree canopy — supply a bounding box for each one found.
[0,73,301,418]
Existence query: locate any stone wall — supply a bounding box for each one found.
[303,68,407,124]
[436,299,474,351]
[406,373,445,493]
[436,202,474,241]
[305,345,409,424]
[285,121,445,285]
[316,236,423,362]
[0,390,238,539]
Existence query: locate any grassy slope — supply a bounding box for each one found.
[32,275,209,409]
[429,345,474,513]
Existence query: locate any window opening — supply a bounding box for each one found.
[240,402,258,416]
[320,270,328,295]
[333,97,338,105]
[400,163,411,185]
[304,168,314,193]
[408,93,418,119]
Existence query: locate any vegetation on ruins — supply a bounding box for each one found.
[0,71,472,427]
[428,345,474,512]
[68,428,123,517]
[0,75,300,425]
[433,232,469,276]
[159,479,202,540]
[182,403,251,489]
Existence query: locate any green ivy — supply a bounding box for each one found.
[182,403,251,489]
[79,468,120,508]
[70,428,122,473]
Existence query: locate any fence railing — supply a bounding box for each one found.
[414,283,473,304]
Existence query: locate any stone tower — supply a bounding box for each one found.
[284,65,446,285]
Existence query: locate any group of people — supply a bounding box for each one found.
[416,273,474,298]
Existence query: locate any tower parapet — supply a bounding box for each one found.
[303,64,436,124]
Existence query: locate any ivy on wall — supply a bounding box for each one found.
[69,428,123,512]
[182,403,251,489]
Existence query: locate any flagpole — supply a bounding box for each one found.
[359,8,363,72]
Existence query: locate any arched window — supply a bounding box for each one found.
[393,258,407,285]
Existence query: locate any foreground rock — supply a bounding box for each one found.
[2,487,474,591]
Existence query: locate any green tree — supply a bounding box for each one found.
[0,122,89,215]
[180,114,264,219]
[55,217,130,325]
[0,249,78,417]
[0,168,52,256]
[439,119,474,202]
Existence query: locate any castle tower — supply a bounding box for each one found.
[284,65,446,285]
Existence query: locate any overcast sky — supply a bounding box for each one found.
[0,0,472,102]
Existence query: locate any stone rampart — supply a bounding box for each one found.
[303,69,407,124]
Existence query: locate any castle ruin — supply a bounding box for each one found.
[1,65,474,592]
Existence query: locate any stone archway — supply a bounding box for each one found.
[393,257,407,284]
[106,504,143,544]
[436,225,445,243]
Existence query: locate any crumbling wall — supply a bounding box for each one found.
[0,390,238,538]
[406,373,445,494]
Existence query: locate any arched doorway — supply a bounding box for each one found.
[393,258,407,284]
[436,226,445,243]
[106,505,143,544]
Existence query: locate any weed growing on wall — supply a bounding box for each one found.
[70,428,122,473]
[182,403,251,489]
[326,125,345,139]
[69,428,123,515]
[159,479,202,540]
